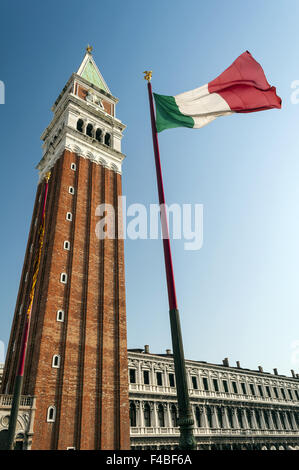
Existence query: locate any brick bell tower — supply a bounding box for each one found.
[1,46,130,450]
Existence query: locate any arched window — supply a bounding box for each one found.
[217,407,223,428]
[64,241,70,251]
[104,133,111,146]
[56,310,64,322]
[206,406,213,428]
[237,409,243,428]
[263,410,270,429]
[195,406,201,427]
[130,402,136,427]
[255,410,261,429]
[246,409,252,428]
[144,403,151,427]
[52,355,61,368]
[76,119,84,133]
[96,128,102,142]
[170,405,178,427]
[157,404,165,427]
[47,406,56,422]
[60,273,67,284]
[86,123,93,137]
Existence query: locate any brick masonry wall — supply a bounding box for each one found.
[3,150,130,449]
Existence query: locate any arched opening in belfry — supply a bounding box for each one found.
[86,123,93,137]
[96,128,102,142]
[104,132,111,146]
[76,119,84,133]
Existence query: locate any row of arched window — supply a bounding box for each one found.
[130,402,178,428]
[192,405,298,431]
[129,402,299,431]
[76,119,111,147]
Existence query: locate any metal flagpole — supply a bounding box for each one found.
[144,71,196,450]
[6,172,51,450]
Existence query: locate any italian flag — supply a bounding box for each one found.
[154,51,281,133]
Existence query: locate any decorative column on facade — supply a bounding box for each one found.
[201,406,209,429]
[166,403,172,428]
[150,364,155,389]
[163,366,168,390]
[267,408,276,430]
[259,408,267,430]
[288,410,298,431]
[137,361,142,387]
[222,407,230,429]
[211,406,218,429]
[135,401,142,428]
[241,407,249,430]
[282,410,291,430]
[139,402,145,428]
[231,408,239,429]
[275,410,284,430]
[161,403,168,427]
[250,409,258,430]
[152,402,158,428]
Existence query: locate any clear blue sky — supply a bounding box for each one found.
[1,0,299,376]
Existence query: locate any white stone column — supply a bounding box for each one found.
[289,411,298,430]
[267,409,275,430]
[201,406,208,428]
[241,408,249,429]
[139,401,144,428]
[150,363,155,387]
[165,403,171,427]
[192,405,198,427]
[137,361,142,385]
[211,406,218,428]
[250,409,258,429]
[275,410,284,430]
[152,402,158,428]
[163,366,168,390]
[283,411,291,430]
[231,408,239,429]
[222,407,230,429]
[259,409,267,430]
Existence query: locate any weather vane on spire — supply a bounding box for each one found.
[86,44,93,54]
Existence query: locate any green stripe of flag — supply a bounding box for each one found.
[153,93,194,133]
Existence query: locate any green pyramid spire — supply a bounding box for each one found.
[81,60,107,91]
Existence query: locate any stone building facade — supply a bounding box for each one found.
[128,348,299,450]
[1,350,299,450]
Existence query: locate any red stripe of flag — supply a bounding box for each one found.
[208,51,282,113]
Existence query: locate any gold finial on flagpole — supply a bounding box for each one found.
[143,71,152,82]
[86,44,93,54]
[45,172,51,182]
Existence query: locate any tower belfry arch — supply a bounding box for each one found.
[1,47,130,450]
